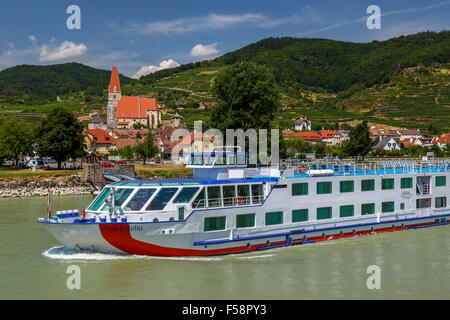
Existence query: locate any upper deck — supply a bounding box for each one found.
[186,151,449,180]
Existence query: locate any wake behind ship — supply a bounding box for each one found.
[38,151,450,256]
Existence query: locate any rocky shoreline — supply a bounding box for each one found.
[0,174,96,198]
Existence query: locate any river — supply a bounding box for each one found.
[0,195,449,300]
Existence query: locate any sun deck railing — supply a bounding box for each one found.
[192,195,265,209]
[278,158,449,177]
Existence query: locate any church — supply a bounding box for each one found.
[106,66,161,129]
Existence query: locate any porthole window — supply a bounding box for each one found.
[153,218,159,222]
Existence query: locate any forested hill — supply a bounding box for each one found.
[144,30,450,95]
[0,62,133,104]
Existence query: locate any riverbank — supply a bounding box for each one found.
[0,173,94,198]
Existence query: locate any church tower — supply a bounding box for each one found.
[107,66,121,128]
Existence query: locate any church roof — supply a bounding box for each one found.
[115,96,159,119]
[108,66,121,93]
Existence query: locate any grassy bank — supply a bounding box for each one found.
[0,168,82,180]
[135,164,192,179]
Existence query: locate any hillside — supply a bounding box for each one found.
[0,62,133,105]
[145,30,450,95]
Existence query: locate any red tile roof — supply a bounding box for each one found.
[115,96,159,119]
[319,130,338,138]
[109,66,121,93]
[296,132,322,140]
[86,129,116,144]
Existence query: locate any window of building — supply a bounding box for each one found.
[124,188,156,211]
[146,188,178,211]
[340,205,354,217]
[382,178,395,190]
[401,177,413,189]
[292,183,308,196]
[317,181,332,194]
[251,184,264,204]
[435,197,447,208]
[361,179,375,191]
[416,198,432,209]
[436,176,446,187]
[236,214,255,228]
[317,207,332,220]
[340,181,354,193]
[382,201,395,213]
[292,209,308,222]
[265,211,283,225]
[204,216,226,231]
[191,188,206,208]
[361,203,375,215]
[237,185,250,205]
[207,186,221,207]
[173,187,200,204]
[222,185,236,207]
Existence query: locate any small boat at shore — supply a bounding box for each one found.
[38,152,450,257]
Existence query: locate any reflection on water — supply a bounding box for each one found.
[0,195,449,299]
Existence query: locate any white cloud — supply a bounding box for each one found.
[132,59,180,79]
[29,35,38,47]
[190,43,219,57]
[39,41,87,62]
[119,12,304,35]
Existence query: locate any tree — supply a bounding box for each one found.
[35,107,86,169]
[135,132,158,164]
[210,61,280,132]
[342,120,372,159]
[0,117,35,167]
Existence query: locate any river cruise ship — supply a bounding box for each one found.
[39,151,450,256]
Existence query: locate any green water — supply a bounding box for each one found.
[0,195,449,300]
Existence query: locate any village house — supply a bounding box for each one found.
[295,131,322,145]
[372,136,400,151]
[294,117,311,131]
[171,132,216,164]
[84,129,117,155]
[88,115,107,130]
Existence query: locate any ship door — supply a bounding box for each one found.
[178,206,185,220]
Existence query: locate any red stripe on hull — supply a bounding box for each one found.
[98,219,446,257]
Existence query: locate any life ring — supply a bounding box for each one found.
[298,164,307,173]
[235,195,243,206]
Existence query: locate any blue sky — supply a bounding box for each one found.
[0,0,448,78]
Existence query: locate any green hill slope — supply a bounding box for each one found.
[0,62,133,105]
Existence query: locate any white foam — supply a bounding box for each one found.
[42,246,224,261]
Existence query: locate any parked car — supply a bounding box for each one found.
[116,160,127,164]
[27,159,45,169]
[100,160,114,168]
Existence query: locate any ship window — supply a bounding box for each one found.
[382,201,395,213]
[265,211,283,225]
[292,209,308,222]
[173,187,200,204]
[416,198,431,209]
[382,178,394,190]
[236,213,255,228]
[146,187,178,211]
[204,216,226,231]
[317,207,332,220]
[340,181,354,193]
[401,177,413,189]
[207,186,221,207]
[436,176,446,187]
[361,203,375,215]
[317,181,332,194]
[361,179,375,191]
[88,187,110,211]
[101,188,134,211]
[192,188,206,208]
[436,197,447,208]
[222,185,236,206]
[124,188,156,211]
[251,184,264,204]
[292,183,308,196]
[237,185,250,205]
[340,205,354,217]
